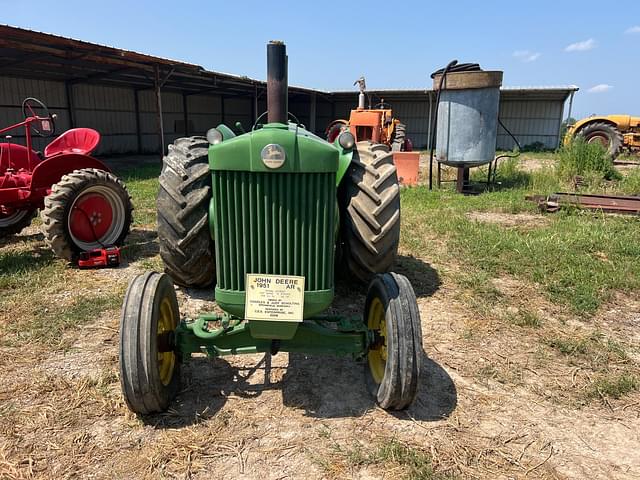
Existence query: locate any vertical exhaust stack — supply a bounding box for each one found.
[267,41,288,124]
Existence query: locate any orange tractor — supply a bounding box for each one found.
[326,77,412,152]
[326,77,419,185]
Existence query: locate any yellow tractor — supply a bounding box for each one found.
[565,115,640,159]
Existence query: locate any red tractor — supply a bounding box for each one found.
[0,98,133,260]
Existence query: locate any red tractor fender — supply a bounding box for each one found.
[30,153,110,193]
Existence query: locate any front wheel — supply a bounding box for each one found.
[41,168,133,260]
[365,272,423,410]
[120,272,180,414]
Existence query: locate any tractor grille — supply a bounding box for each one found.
[212,171,336,292]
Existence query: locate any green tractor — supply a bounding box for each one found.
[119,41,423,414]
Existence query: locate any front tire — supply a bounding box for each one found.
[41,168,133,260]
[577,122,624,159]
[338,141,401,283]
[365,272,423,410]
[120,272,180,414]
[157,137,215,288]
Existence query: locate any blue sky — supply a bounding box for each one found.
[3,0,639,119]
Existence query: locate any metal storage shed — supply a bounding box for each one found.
[0,24,577,155]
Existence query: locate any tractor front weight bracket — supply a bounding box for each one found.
[174,315,370,360]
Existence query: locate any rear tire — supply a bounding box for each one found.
[41,168,133,260]
[157,137,215,288]
[0,208,36,237]
[577,122,624,159]
[338,141,400,283]
[390,122,406,152]
[120,272,180,414]
[364,272,423,410]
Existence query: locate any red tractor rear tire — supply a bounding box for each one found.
[0,208,36,238]
[41,168,133,260]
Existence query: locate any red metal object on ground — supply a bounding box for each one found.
[392,151,420,186]
[77,247,121,268]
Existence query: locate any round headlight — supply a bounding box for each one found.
[206,128,223,145]
[261,143,286,169]
[338,131,355,150]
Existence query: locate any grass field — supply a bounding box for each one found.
[1,152,639,479]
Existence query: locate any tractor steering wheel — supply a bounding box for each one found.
[373,101,392,110]
[252,111,302,131]
[22,97,56,137]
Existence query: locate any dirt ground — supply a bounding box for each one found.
[1,154,640,479]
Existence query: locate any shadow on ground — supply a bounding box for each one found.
[0,243,55,274]
[0,231,45,249]
[119,228,159,264]
[144,254,455,428]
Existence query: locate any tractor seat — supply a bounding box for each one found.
[44,128,100,158]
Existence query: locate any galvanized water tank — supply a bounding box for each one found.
[433,70,503,167]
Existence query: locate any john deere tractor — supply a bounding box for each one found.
[119,41,422,414]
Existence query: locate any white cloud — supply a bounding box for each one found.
[588,84,613,93]
[565,38,596,52]
[625,26,640,34]
[513,50,541,62]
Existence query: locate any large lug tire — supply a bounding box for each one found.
[120,272,180,414]
[390,122,406,152]
[0,208,36,237]
[365,272,423,410]
[41,168,133,261]
[576,122,624,160]
[338,141,401,283]
[157,136,215,288]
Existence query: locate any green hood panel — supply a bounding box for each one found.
[209,123,338,174]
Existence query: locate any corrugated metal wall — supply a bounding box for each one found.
[0,76,70,152]
[497,100,564,150]
[1,74,567,155]
[0,75,253,156]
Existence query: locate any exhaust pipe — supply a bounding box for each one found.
[267,40,288,124]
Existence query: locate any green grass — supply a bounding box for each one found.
[545,332,627,371]
[556,138,620,181]
[117,164,161,226]
[586,374,639,400]
[328,439,450,480]
[3,293,122,348]
[401,159,640,314]
[507,309,542,328]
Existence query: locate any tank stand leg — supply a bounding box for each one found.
[456,167,470,193]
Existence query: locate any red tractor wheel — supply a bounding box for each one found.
[41,168,133,260]
[0,207,36,237]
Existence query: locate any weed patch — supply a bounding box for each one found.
[586,374,639,400]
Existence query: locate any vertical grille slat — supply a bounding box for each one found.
[213,171,334,293]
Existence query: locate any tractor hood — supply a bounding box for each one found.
[209,123,338,174]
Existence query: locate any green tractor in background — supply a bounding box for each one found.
[119,41,423,414]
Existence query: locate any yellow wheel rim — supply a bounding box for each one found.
[367,297,387,384]
[157,297,176,386]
